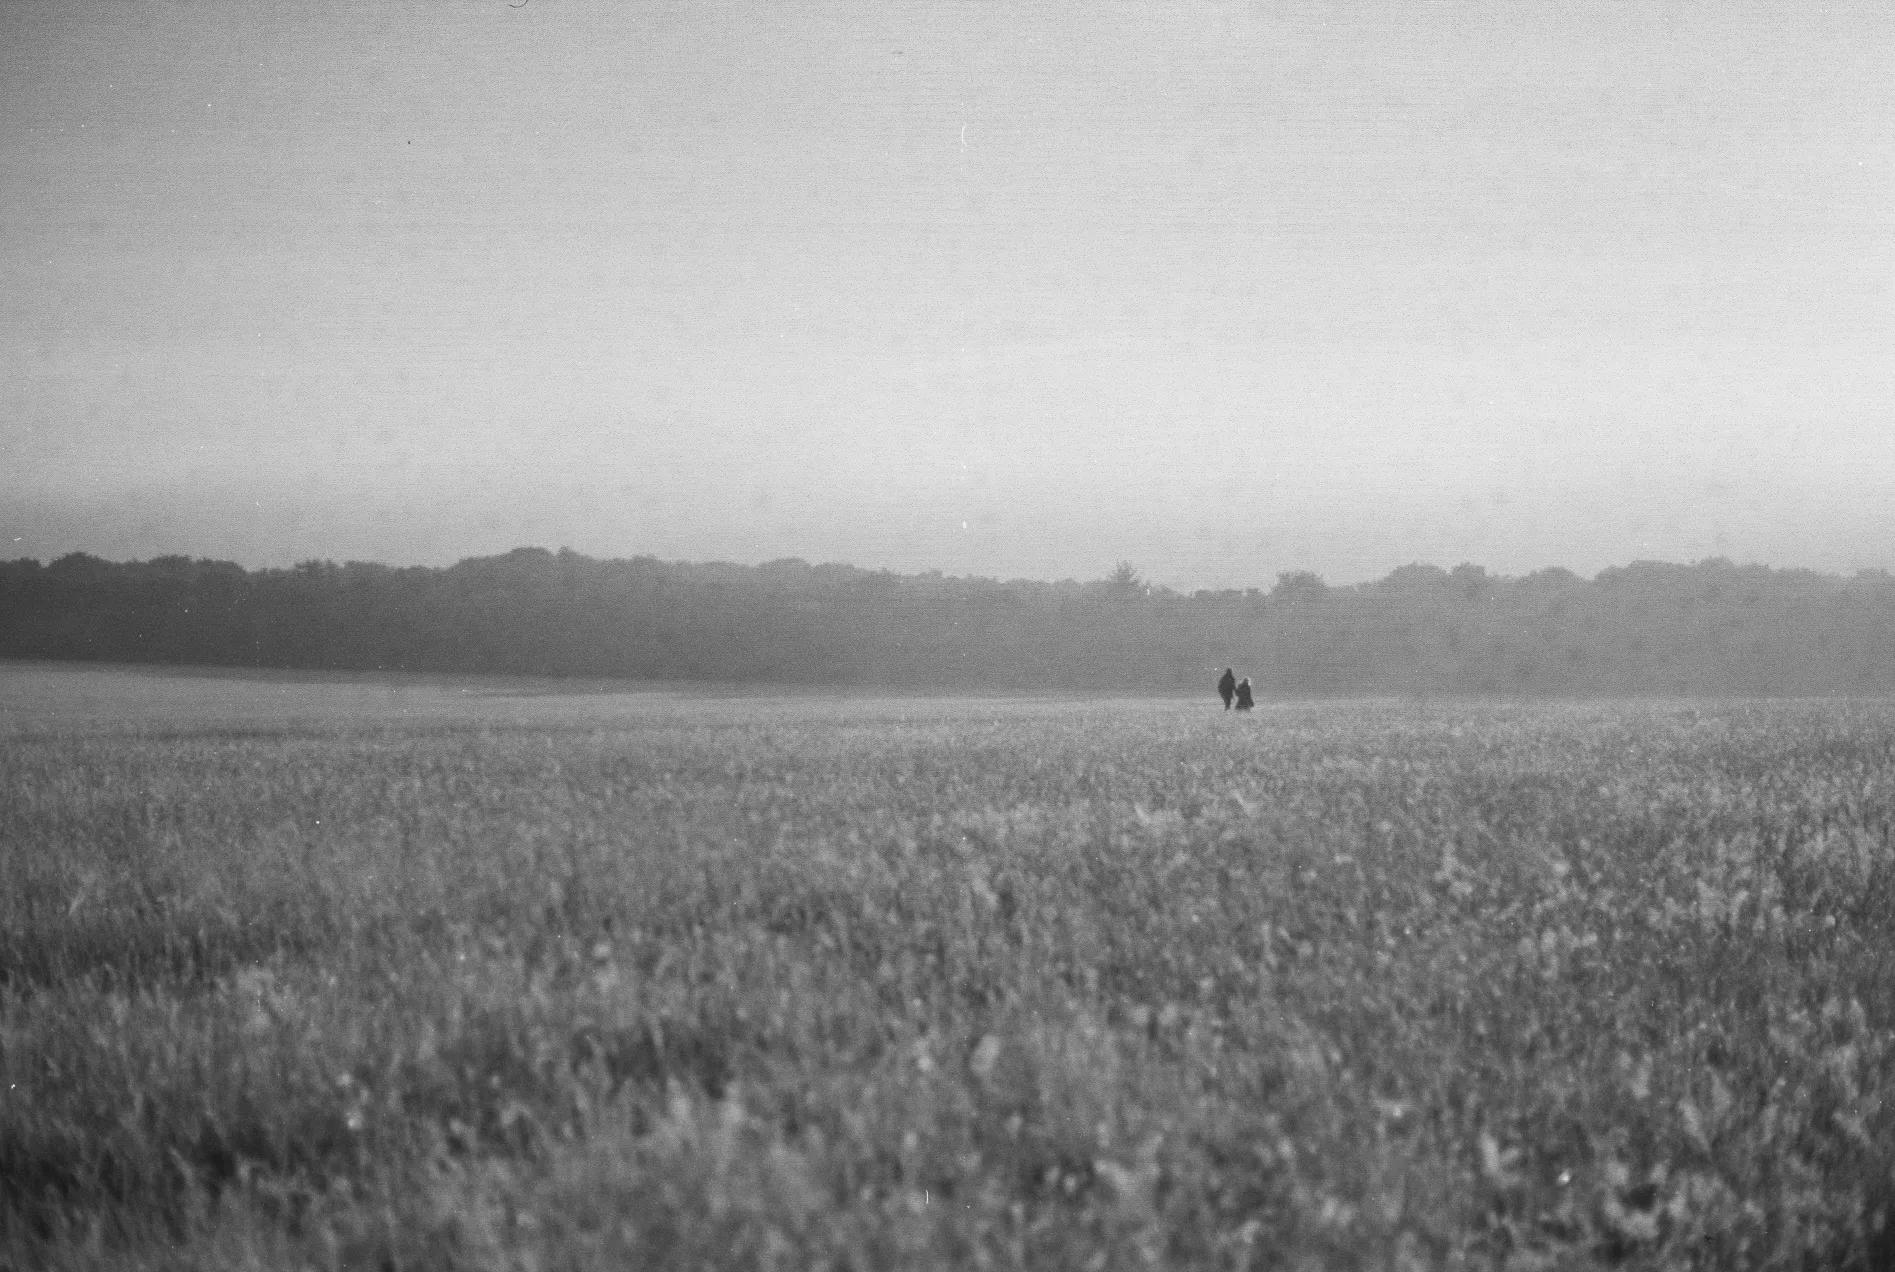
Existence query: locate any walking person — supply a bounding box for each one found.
[1217,667,1236,710]
[1234,677,1254,711]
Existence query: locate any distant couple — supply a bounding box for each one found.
[1217,668,1254,712]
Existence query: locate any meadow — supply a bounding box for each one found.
[2,662,1893,1270]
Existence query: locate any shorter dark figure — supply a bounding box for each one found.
[1217,667,1236,710]
[1234,677,1254,711]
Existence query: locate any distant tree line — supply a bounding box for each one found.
[4,548,1895,695]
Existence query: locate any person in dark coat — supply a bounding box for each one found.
[1217,667,1236,710]
[1234,677,1254,711]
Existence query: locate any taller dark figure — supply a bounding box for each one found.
[1217,667,1237,710]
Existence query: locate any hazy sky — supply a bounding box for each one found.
[5,0,1891,589]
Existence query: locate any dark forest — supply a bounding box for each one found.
[5,548,1894,695]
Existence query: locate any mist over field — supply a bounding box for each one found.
[6,549,1895,697]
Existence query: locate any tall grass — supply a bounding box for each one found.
[2,675,1893,1268]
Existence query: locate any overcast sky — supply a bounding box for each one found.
[5,0,1890,589]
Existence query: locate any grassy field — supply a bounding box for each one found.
[3,663,1894,1270]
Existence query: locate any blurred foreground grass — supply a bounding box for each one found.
[3,665,1894,1269]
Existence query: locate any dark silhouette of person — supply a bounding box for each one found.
[1217,667,1236,710]
[1234,677,1254,711]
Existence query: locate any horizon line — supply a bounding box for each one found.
[13,544,1887,595]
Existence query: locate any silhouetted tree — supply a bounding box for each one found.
[1271,571,1327,604]
[1108,561,1146,597]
